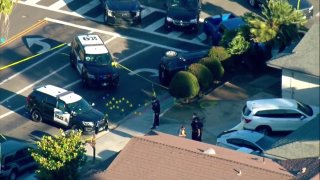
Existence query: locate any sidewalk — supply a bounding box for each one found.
[79,72,281,178]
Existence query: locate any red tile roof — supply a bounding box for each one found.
[94,131,294,180]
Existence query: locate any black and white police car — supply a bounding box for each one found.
[70,34,119,88]
[26,85,108,134]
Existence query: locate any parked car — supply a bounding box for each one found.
[100,0,142,25]
[241,98,319,135]
[158,49,209,85]
[203,13,246,46]
[70,34,119,88]
[164,0,202,32]
[216,130,276,154]
[247,0,313,19]
[0,140,37,180]
[25,85,109,135]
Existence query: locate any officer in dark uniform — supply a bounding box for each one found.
[191,113,203,141]
[151,96,160,129]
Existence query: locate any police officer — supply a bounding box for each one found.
[151,96,160,129]
[191,113,203,141]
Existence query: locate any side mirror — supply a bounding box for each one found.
[300,115,305,120]
[71,111,77,116]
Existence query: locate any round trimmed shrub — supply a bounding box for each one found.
[208,46,231,62]
[199,57,225,80]
[187,63,213,90]
[169,71,200,99]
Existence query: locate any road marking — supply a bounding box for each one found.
[18,2,206,46]
[141,7,156,19]
[167,31,183,38]
[45,18,187,52]
[0,19,47,48]
[118,46,153,63]
[24,0,41,3]
[72,0,100,15]
[193,32,207,42]
[144,18,165,32]
[26,37,51,54]
[49,0,73,10]
[0,44,68,85]
[104,36,118,44]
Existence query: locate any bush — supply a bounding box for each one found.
[199,57,225,80]
[187,63,213,91]
[208,46,231,62]
[227,33,251,55]
[169,71,200,100]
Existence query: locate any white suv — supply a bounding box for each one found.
[241,98,319,135]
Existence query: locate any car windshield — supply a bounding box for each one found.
[255,136,276,151]
[85,53,112,65]
[297,101,313,116]
[171,0,197,8]
[66,99,92,114]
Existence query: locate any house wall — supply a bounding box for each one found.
[282,69,320,106]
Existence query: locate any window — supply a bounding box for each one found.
[15,148,28,159]
[255,110,284,118]
[45,96,57,107]
[242,105,252,116]
[4,155,15,164]
[57,100,67,112]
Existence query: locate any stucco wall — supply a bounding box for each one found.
[282,69,320,106]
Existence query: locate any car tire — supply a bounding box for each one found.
[207,35,213,46]
[31,109,42,122]
[8,169,17,180]
[249,0,258,7]
[256,126,271,135]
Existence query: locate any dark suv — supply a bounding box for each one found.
[158,50,209,85]
[0,140,37,180]
[100,0,142,25]
[164,0,202,32]
[70,34,119,88]
[25,85,108,135]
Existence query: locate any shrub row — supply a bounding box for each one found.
[169,47,228,101]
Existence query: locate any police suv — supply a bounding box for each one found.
[26,85,108,134]
[70,34,119,88]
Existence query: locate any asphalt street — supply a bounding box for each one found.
[1,0,318,179]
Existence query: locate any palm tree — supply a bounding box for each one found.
[243,0,307,51]
[0,0,18,44]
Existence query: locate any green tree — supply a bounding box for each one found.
[243,0,307,48]
[30,130,86,180]
[188,63,213,91]
[169,71,200,101]
[226,32,251,55]
[0,0,17,44]
[199,57,225,81]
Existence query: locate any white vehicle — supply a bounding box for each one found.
[241,98,319,135]
[216,130,276,154]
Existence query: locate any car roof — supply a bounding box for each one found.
[77,35,104,46]
[84,45,109,55]
[227,130,264,142]
[1,140,30,156]
[246,98,298,111]
[35,85,82,104]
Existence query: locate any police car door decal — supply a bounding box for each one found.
[54,108,70,126]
